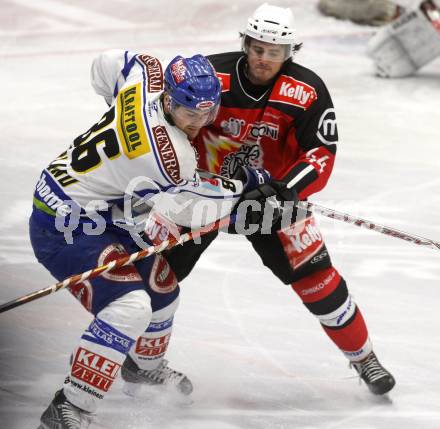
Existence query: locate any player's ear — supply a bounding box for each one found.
[163,93,172,113]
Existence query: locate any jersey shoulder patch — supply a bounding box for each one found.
[136,54,164,92]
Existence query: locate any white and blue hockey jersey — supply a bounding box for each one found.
[32,50,243,231]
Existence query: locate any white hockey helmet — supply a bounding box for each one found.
[244,3,296,45]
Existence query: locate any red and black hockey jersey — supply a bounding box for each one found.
[193,51,338,200]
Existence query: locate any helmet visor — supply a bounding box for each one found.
[171,102,220,128]
[244,40,291,62]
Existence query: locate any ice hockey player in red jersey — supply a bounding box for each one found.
[165,3,396,396]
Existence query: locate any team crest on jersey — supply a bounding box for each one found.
[152,125,183,184]
[68,280,93,312]
[221,144,262,178]
[216,72,231,92]
[97,244,142,282]
[116,83,151,159]
[137,54,163,92]
[269,75,317,110]
[202,131,242,173]
[149,254,178,294]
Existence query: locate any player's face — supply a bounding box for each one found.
[172,104,219,139]
[246,40,286,85]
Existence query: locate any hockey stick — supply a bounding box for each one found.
[295,200,440,252]
[198,169,440,252]
[0,216,231,315]
[2,179,437,314]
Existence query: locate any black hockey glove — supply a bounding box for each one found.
[231,167,298,233]
[264,179,299,227]
[241,179,297,205]
[231,165,271,190]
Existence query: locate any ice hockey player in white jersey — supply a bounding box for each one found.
[31,51,284,429]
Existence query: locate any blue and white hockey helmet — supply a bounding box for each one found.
[164,54,221,113]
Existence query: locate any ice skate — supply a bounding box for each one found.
[37,389,91,429]
[121,355,193,396]
[352,352,395,395]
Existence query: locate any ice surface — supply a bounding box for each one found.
[1,1,439,428]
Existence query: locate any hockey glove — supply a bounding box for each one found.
[231,167,298,233]
[232,165,271,191]
[242,179,298,205]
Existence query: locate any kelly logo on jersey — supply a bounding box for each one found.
[290,221,322,254]
[278,216,324,269]
[270,76,317,110]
